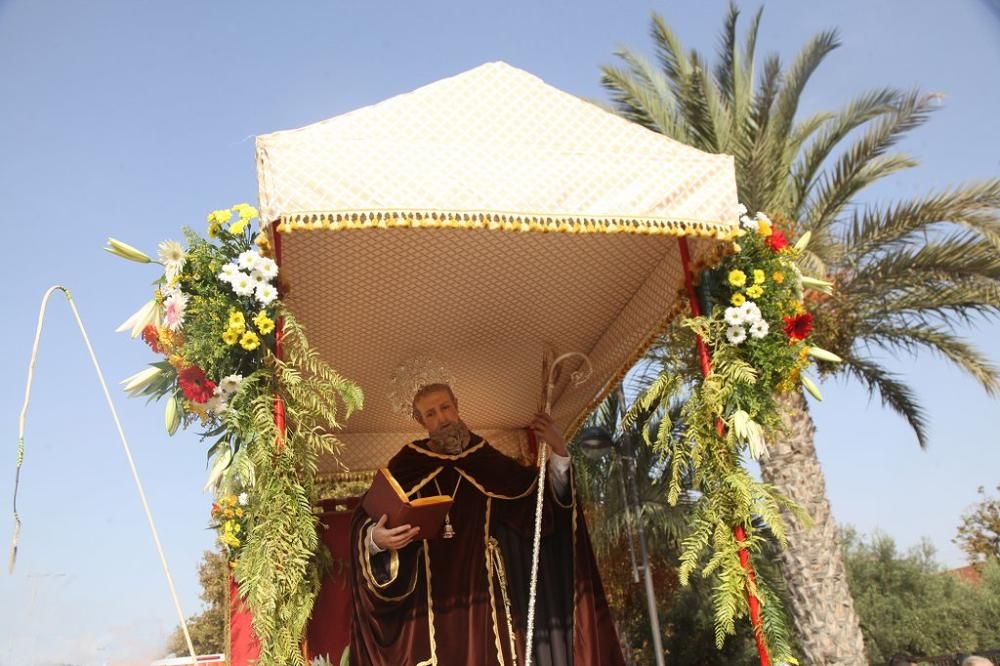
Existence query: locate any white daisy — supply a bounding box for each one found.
[250,270,269,289]
[736,203,748,217]
[231,272,255,297]
[724,306,745,326]
[219,374,244,397]
[163,291,188,332]
[161,283,182,301]
[726,325,747,345]
[158,240,187,280]
[237,250,260,271]
[749,320,770,339]
[238,492,249,506]
[218,262,240,284]
[739,301,762,324]
[255,283,278,305]
[255,257,278,281]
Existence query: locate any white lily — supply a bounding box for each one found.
[204,447,234,491]
[121,366,162,397]
[115,299,162,338]
[732,409,768,459]
[801,374,824,401]
[800,275,834,295]
[794,230,812,252]
[165,395,182,436]
[104,238,152,263]
[808,346,843,363]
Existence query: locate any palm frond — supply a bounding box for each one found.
[600,52,688,139]
[681,51,726,151]
[790,88,903,217]
[865,277,1000,327]
[766,29,841,150]
[803,91,939,235]
[863,323,1000,396]
[713,3,741,105]
[847,234,1000,294]
[843,180,1000,259]
[839,351,930,447]
[749,54,782,139]
[651,12,693,85]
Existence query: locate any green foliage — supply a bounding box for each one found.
[574,392,798,664]
[625,332,801,662]
[114,206,363,666]
[954,485,1000,563]
[219,311,361,666]
[166,549,229,657]
[843,529,1000,662]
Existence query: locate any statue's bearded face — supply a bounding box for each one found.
[413,387,470,454]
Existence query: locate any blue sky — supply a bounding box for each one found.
[1,1,998,664]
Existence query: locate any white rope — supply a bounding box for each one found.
[524,351,591,666]
[10,286,197,661]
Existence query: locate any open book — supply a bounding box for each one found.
[362,468,454,539]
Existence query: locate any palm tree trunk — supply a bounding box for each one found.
[758,390,868,665]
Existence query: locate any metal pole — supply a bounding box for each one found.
[616,461,640,584]
[617,386,665,666]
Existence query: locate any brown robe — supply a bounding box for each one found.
[349,433,624,666]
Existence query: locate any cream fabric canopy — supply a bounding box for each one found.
[255,61,740,476]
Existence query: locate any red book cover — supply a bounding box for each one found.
[362,468,454,539]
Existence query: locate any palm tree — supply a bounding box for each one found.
[601,5,1000,664]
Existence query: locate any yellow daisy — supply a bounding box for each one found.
[731,293,746,306]
[222,329,239,346]
[253,311,275,335]
[240,331,260,351]
[728,270,747,288]
[746,285,764,298]
[228,217,250,235]
[753,269,766,284]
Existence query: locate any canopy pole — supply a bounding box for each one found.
[677,237,771,666]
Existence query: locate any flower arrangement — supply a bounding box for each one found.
[624,205,840,662]
[211,492,250,558]
[706,205,840,458]
[114,204,279,443]
[107,205,363,666]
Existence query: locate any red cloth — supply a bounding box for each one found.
[228,576,260,666]
[306,498,359,662]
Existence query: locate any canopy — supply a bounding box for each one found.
[255,61,739,476]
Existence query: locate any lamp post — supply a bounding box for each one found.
[577,390,665,666]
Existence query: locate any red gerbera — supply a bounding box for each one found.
[178,365,216,403]
[142,324,163,354]
[767,229,789,252]
[783,312,814,341]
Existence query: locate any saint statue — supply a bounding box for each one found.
[349,379,626,665]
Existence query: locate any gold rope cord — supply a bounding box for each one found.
[488,537,519,666]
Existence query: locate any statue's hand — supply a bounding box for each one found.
[529,412,567,457]
[371,513,421,551]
